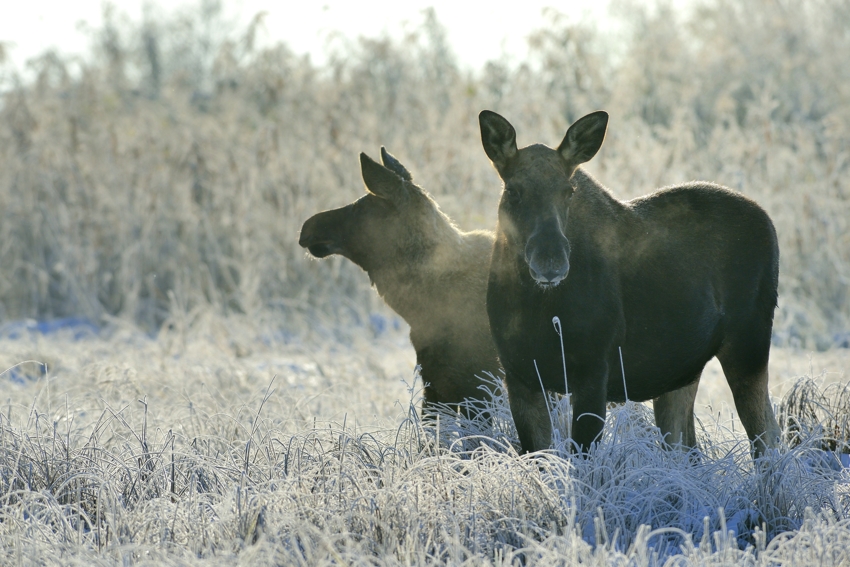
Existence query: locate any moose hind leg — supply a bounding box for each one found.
[506,377,552,453]
[653,380,700,450]
[718,354,781,458]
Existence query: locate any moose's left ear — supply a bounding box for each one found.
[360,152,406,201]
[558,111,608,167]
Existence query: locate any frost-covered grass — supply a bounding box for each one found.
[2,316,849,566]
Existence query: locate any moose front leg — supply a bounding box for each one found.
[570,374,608,454]
[420,383,442,425]
[506,375,552,453]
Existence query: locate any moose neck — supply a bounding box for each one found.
[372,238,453,319]
[371,231,489,346]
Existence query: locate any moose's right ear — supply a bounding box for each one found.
[479,110,517,174]
[380,147,413,181]
[360,152,406,201]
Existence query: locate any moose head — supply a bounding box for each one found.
[480,110,609,287]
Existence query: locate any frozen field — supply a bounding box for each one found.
[1,315,849,566]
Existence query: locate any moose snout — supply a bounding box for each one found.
[525,231,571,287]
[527,255,570,287]
[299,216,338,258]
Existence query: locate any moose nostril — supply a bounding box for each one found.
[533,270,566,285]
[543,269,565,281]
[528,257,570,286]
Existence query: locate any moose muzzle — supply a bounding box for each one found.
[525,222,571,287]
[299,211,344,259]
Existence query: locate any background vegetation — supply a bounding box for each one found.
[1,0,848,347]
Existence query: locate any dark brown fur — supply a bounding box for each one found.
[480,110,782,456]
[299,149,500,419]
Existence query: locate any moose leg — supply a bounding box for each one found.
[458,398,494,426]
[571,382,608,454]
[718,356,781,458]
[653,380,700,450]
[506,376,552,453]
[420,386,441,424]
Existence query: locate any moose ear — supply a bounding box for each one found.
[360,152,405,201]
[479,110,517,173]
[557,111,608,167]
[380,147,413,181]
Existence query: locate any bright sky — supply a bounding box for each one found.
[1,0,617,71]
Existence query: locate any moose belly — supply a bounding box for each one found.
[608,287,724,402]
[498,289,723,404]
[605,336,719,403]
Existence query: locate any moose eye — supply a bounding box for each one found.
[504,188,522,205]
